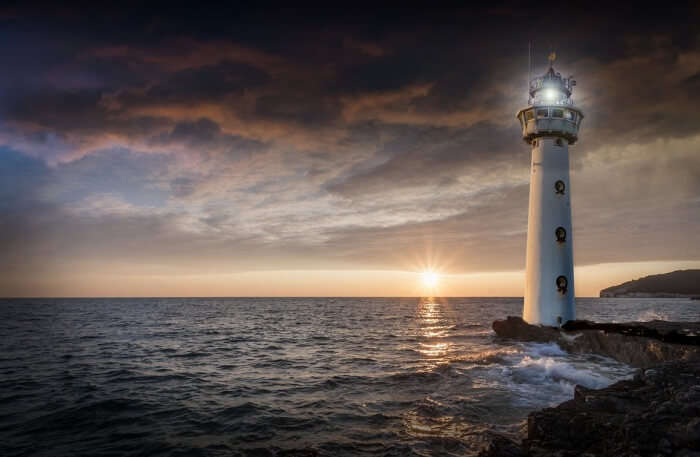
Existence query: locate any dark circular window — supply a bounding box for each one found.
[556,275,568,294]
[554,180,566,194]
[555,227,567,243]
[556,138,564,147]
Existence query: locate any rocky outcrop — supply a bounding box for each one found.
[478,361,700,457]
[475,431,526,457]
[524,361,700,456]
[481,317,700,456]
[563,319,700,345]
[492,316,700,368]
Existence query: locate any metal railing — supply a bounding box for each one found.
[528,97,575,106]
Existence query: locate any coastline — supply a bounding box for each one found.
[484,317,700,456]
[600,292,700,299]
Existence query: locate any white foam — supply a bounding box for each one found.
[515,355,610,389]
[522,342,567,357]
[489,342,635,407]
[636,310,669,322]
[559,331,582,343]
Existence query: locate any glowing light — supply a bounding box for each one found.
[543,88,559,102]
[421,271,440,288]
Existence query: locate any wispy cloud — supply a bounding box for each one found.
[0,5,699,295]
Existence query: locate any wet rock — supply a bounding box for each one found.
[658,438,672,455]
[675,451,700,457]
[562,320,700,346]
[491,316,561,343]
[492,316,700,368]
[491,317,700,456]
[474,431,525,457]
[523,361,700,457]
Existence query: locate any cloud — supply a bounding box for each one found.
[143,60,270,103]
[86,38,289,75]
[0,5,699,295]
[154,118,266,158]
[324,122,526,197]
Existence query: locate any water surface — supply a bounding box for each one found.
[1,297,697,456]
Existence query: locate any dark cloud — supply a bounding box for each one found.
[153,118,266,161]
[169,118,222,142]
[145,60,269,102]
[0,4,699,294]
[1,89,105,129]
[253,94,341,127]
[334,53,431,93]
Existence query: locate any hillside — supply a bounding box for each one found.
[600,269,700,297]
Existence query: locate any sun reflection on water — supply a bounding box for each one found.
[416,298,454,362]
[405,297,476,441]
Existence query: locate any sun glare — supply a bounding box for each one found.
[421,271,440,288]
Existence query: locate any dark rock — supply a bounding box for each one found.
[492,316,700,368]
[574,384,593,401]
[523,361,700,457]
[492,316,561,343]
[492,317,700,456]
[658,437,672,455]
[474,431,525,457]
[675,450,700,457]
[562,320,700,346]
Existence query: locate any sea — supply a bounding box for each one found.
[1,297,698,457]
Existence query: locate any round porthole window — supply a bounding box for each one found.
[556,275,568,294]
[554,180,566,194]
[556,138,564,147]
[555,227,567,243]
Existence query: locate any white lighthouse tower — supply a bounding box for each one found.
[517,54,583,326]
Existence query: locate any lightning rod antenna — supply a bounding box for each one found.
[528,41,532,98]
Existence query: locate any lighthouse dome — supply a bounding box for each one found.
[528,66,575,105]
[516,63,584,145]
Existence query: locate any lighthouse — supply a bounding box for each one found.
[517,54,583,326]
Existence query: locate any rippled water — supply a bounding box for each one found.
[1,297,698,456]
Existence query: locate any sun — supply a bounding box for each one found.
[421,271,440,288]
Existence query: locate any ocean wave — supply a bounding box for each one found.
[450,323,485,330]
[318,374,371,390]
[14,398,158,437]
[636,309,670,322]
[521,342,567,357]
[338,356,377,365]
[253,359,304,369]
[219,402,266,418]
[513,356,611,389]
[169,351,211,358]
[451,347,520,366]
[1,297,655,456]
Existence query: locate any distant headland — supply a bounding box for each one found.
[600,269,700,298]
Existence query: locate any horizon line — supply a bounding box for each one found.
[0,295,612,299]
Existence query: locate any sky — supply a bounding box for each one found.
[1,4,699,297]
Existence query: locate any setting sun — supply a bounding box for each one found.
[421,271,440,288]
